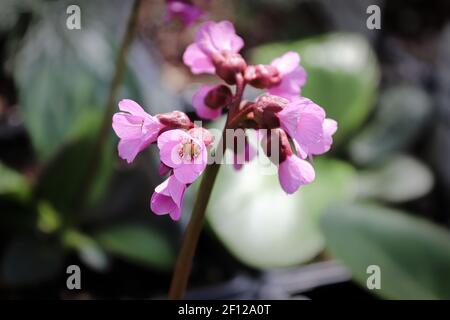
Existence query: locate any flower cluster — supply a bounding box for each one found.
[184,20,337,193]
[112,99,213,220]
[112,20,337,221]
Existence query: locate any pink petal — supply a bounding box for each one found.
[271,51,300,75]
[277,103,303,138]
[151,192,177,214]
[192,85,222,120]
[268,66,307,100]
[167,175,186,208]
[174,165,201,184]
[183,43,215,74]
[278,155,315,194]
[309,118,338,155]
[117,138,143,164]
[112,113,146,139]
[195,20,244,56]
[151,176,186,221]
[118,99,150,118]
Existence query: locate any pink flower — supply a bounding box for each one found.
[165,0,205,26]
[183,20,244,75]
[277,97,327,159]
[268,52,307,101]
[112,99,164,163]
[151,175,186,221]
[157,129,207,184]
[192,85,223,120]
[278,154,315,194]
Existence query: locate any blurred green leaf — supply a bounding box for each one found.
[14,1,143,160]
[35,131,114,221]
[206,157,356,269]
[321,203,450,299]
[95,224,175,271]
[1,236,64,286]
[0,162,30,199]
[63,229,109,272]
[349,85,432,165]
[37,201,62,233]
[356,154,434,203]
[251,33,379,144]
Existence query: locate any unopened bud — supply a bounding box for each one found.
[214,52,247,85]
[253,94,288,129]
[204,85,232,109]
[156,111,194,130]
[244,64,281,89]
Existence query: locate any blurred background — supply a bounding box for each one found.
[1,0,450,299]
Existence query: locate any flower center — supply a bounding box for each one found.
[178,139,201,162]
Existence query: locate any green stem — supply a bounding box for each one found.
[168,74,246,300]
[168,162,221,299]
[74,0,141,218]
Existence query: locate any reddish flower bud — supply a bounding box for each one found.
[188,127,215,147]
[260,128,293,165]
[253,94,289,129]
[156,111,194,130]
[244,64,281,89]
[213,52,247,85]
[204,85,233,109]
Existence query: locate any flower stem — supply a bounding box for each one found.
[168,162,221,299]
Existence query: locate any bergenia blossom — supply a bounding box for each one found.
[157,129,207,184]
[151,175,186,221]
[277,97,335,159]
[113,19,337,222]
[165,0,205,26]
[268,51,307,101]
[183,20,244,75]
[112,99,164,163]
[278,154,315,194]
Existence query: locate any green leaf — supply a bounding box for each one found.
[62,229,109,272]
[0,162,30,199]
[206,157,356,269]
[320,203,450,299]
[356,155,434,203]
[14,1,143,160]
[1,236,64,286]
[95,224,175,271]
[349,85,432,165]
[35,131,114,220]
[251,33,379,144]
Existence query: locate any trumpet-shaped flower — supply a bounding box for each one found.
[268,52,307,101]
[157,129,207,184]
[112,99,164,163]
[151,175,186,221]
[183,20,244,74]
[278,154,315,194]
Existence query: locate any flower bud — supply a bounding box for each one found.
[204,85,232,109]
[156,111,194,130]
[188,127,215,147]
[253,94,289,129]
[214,52,247,85]
[244,64,281,89]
